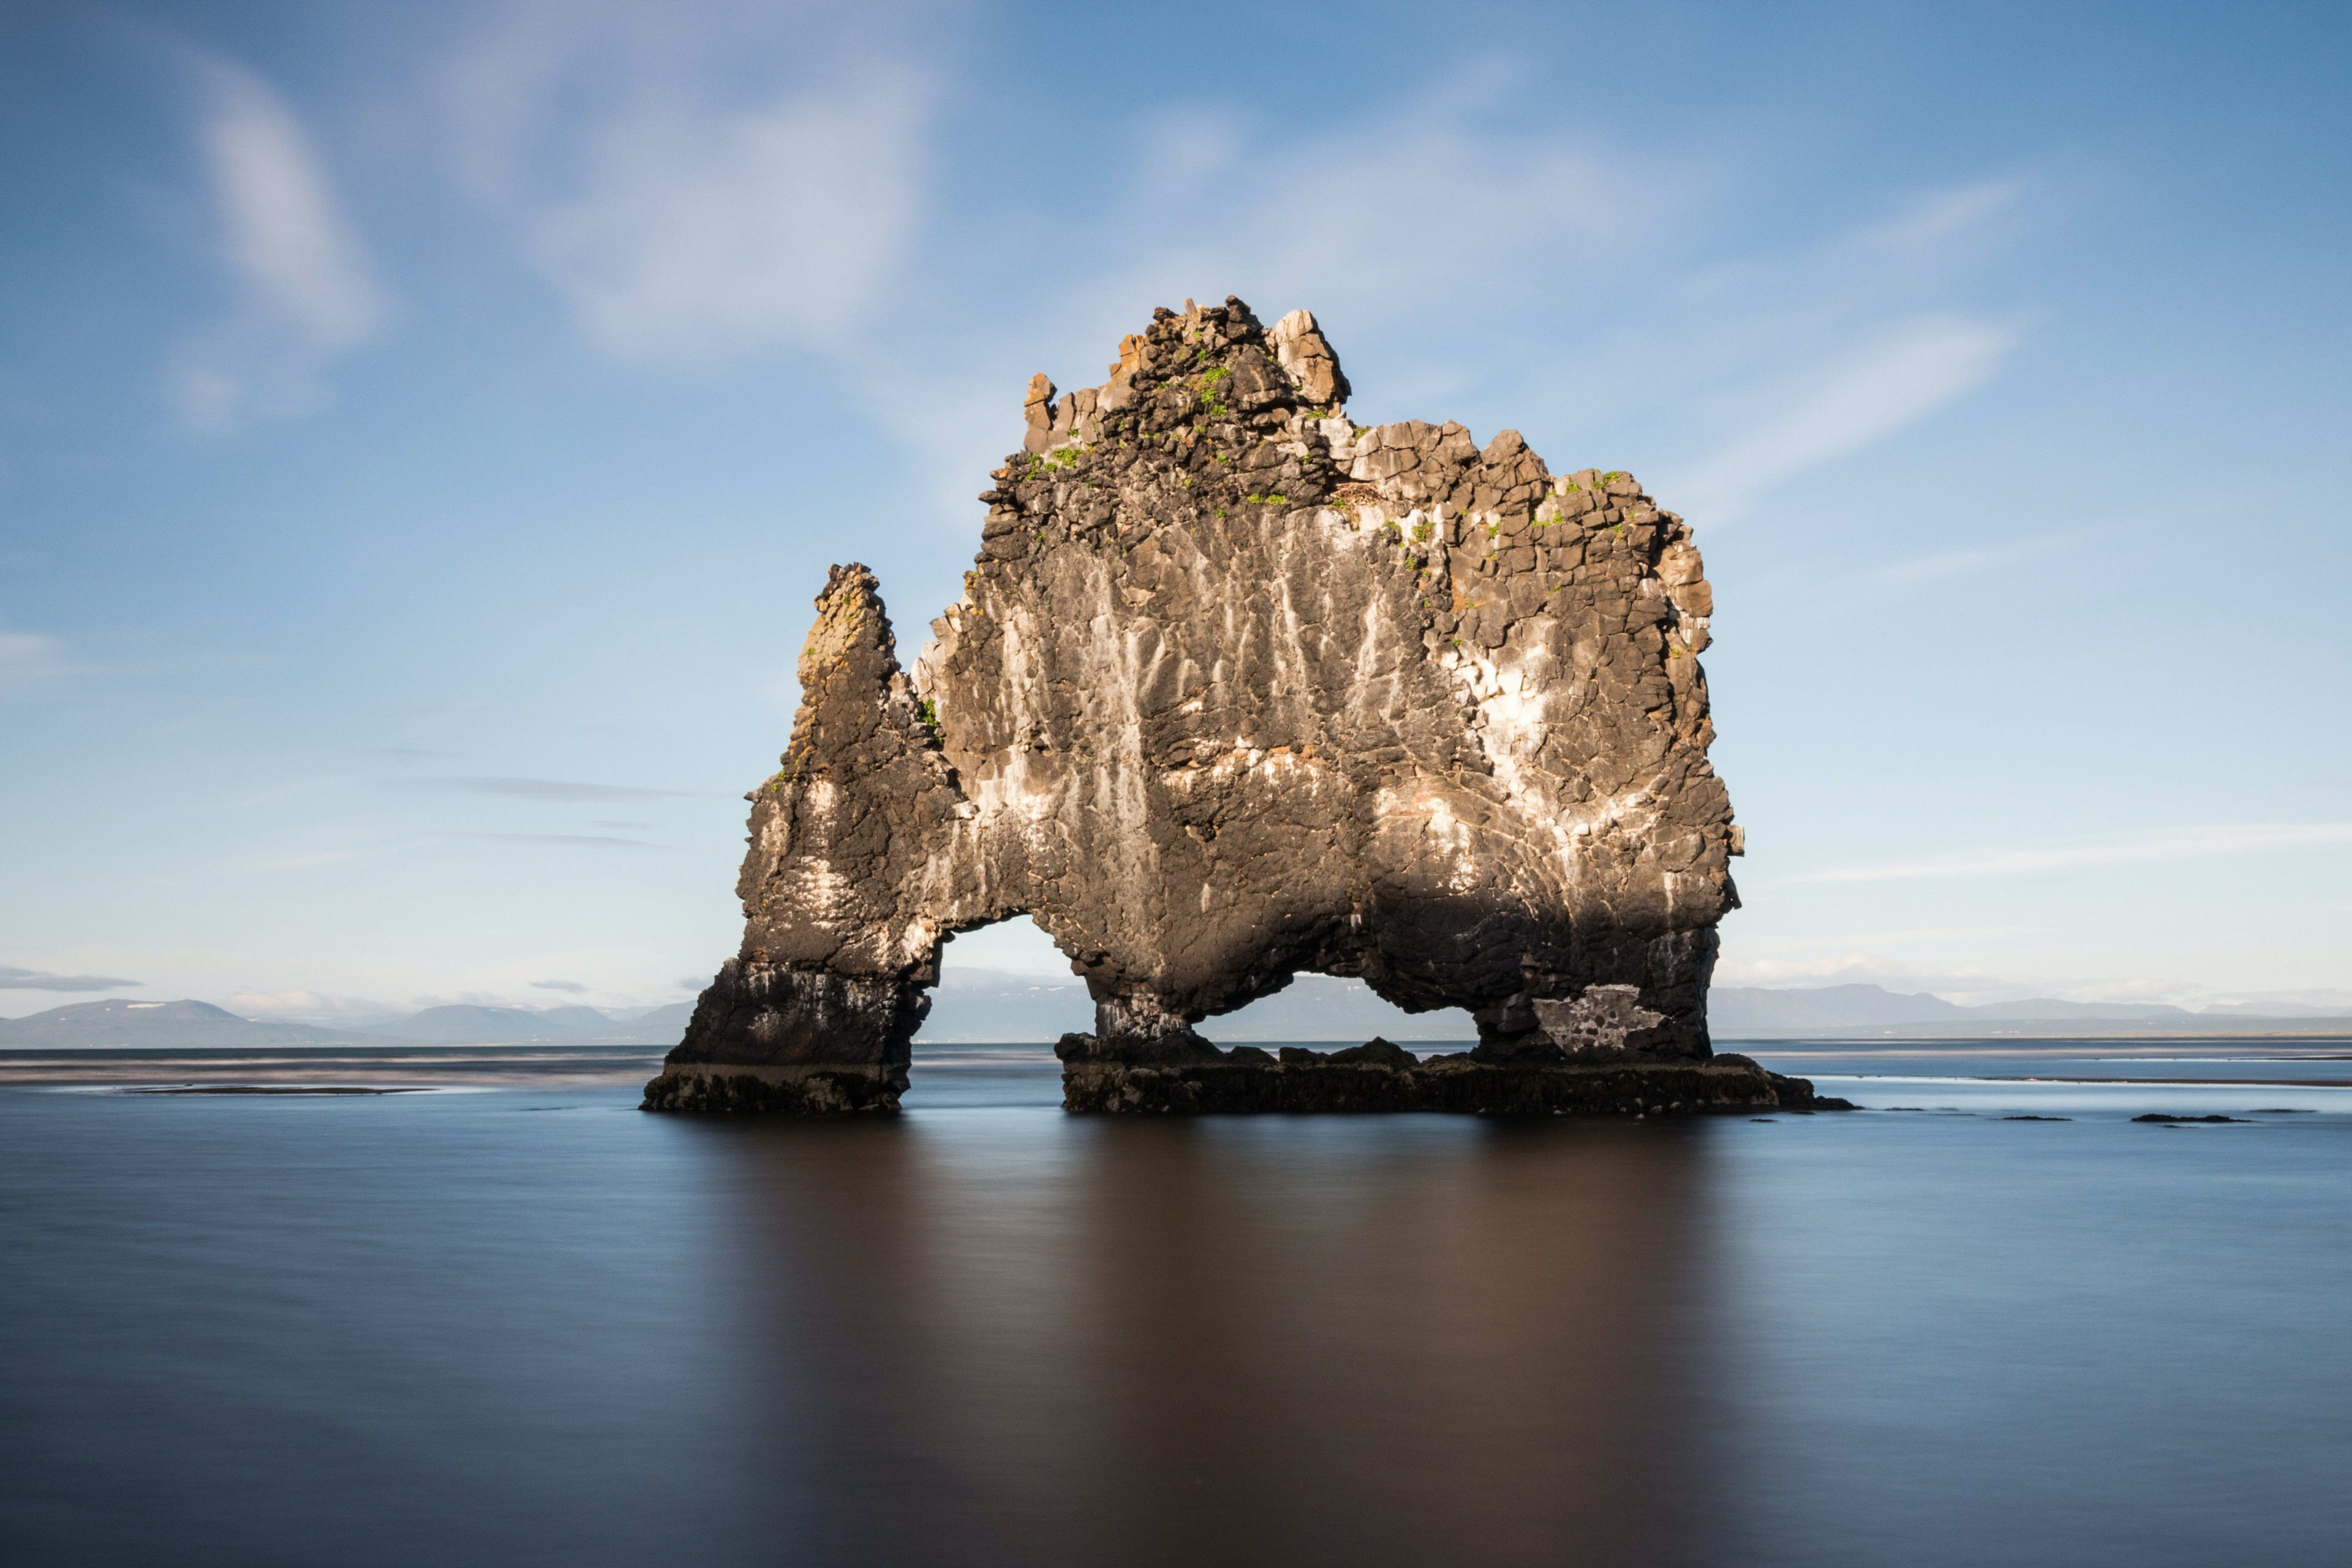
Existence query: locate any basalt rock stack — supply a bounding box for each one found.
[644,297,1830,1117]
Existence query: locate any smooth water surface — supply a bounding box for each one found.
[2,1044,2348,1566]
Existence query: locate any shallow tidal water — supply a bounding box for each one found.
[3,1042,2348,1566]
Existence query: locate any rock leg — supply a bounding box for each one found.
[1084,990,1221,1064]
[640,959,921,1113]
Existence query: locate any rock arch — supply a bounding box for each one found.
[646,298,1825,1116]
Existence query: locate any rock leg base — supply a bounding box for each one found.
[641,1063,905,1114]
[1060,1052,1848,1115]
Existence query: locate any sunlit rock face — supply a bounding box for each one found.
[647,297,1762,1115]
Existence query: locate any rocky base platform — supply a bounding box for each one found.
[640,1043,1852,1116]
[1058,1040,1849,1115]
[640,1063,905,1114]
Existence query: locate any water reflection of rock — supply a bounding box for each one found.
[720,1117,1720,1566]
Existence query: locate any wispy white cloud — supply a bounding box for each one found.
[238,849,365,873]
[852,79,1686,518]
[224,989,393,1022]
[1798,823,2352,884]
[2201,987,2352,1013]
[425,13,2031,549]
[398,775,704,802]
[173,58,389,429]
[1860,530,2081,593]
[850,107,2032,538]
[0,625,72,696]
[1749,926,2043,950]
[1861,179,2023,263]
[1110,111,1658,325]
[534,72,929,364]
[425,18,2028,552]
[0,965,142,992]
[444,831,662,850]
[1596,175,2032,524]
[441,3,934,365]
[1678,314,2018,521]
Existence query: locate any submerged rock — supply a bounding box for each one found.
[648,297,1765,1115]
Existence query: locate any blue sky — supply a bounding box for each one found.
[2,0,2348,1020]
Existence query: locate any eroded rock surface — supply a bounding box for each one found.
[650,297,1762,1114]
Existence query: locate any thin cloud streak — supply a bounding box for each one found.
[173,57,388,429]
[444,832,662,849]
[1679,314,2017,521]
[1750,925,2043,948]
[1861,179,2022,262]
[243,850,364,873]
[1799,823,2352,883]
[402,776,703,801]
[1863,533,2072,592]
[0,965,143,992]
[0,625,72,696]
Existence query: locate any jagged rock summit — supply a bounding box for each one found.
[646,296,1826,1116]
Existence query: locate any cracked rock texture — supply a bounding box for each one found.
[650,297,1744,1114]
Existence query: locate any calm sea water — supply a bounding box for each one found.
[3,1041,2348,1566]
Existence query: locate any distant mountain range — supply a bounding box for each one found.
[0,999,380,1048]
[1706,983,2352,1038]
[920,976,2352,1042]
[0,997,698,1048]
[4,982,2342,1050]
[914,970,1479,1043]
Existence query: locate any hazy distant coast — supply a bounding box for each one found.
[1708,983,2352,1038]
[0,997,695,1049]
[9,980,2346,1050]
